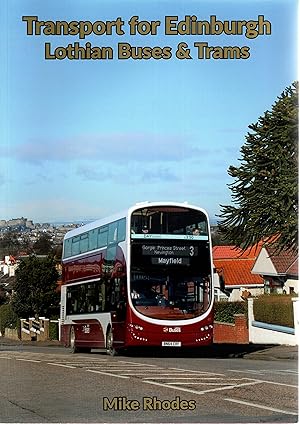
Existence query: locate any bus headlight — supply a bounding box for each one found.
[200,324,213,331]
[128,323,147,342]
[128,323,144,331]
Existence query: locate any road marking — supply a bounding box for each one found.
[119,360,158,367]
[119,364,163,367]
[93,366,163,370]
[16,358,41,363]
[86,369,129,379]
[278,369,298,374]
[76,356,108,360]
[120,372,220,376]
[228,370,265,376]
[144,379,261,395]
[83,367,164,372]
[144,376,223,380]
[52,360,108,363]
[170,367,225,376]
[232,377,298,389]
[224,398,298,416]
[168,382,233,385]
[47,363,76,369]
[179,377,231,380]
[251,379,298,388]
[229,368,298,377]
[0,356,12,360]
[268,370,298,376]
[50,362,112,366]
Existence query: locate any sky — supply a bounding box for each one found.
[1,0,298,223]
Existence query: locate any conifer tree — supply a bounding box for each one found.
[218,82,298,253]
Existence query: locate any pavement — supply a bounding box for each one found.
[240,343,299,361]
[0,337,62,348]
[0,336,298,360]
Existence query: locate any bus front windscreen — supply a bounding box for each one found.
[130,206,212,320]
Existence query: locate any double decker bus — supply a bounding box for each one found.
[60,202,214,354]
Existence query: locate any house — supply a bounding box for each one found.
[0,255,17,277]
[0,255,17,301]
[213,245,264,301]
[251,246,298,295]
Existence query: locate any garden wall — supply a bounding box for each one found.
[214,314,248,344]
[248,297,299,346]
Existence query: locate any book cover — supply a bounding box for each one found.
[0,1,298,423]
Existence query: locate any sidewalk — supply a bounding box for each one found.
[0,337,62,347]
[241,344,299,361]
[0,336,298,360]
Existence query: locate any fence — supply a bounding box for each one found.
[20,317,61,341]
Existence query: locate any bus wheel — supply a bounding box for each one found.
[106,327,117,356]
[70,326,78,353]
[69,326,91,353]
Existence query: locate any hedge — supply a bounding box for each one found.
[253,294,294,328]
[214,301,247,324]
[0,303,18,335]
[49,321,59,340]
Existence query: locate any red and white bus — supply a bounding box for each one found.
[60,202,214,354]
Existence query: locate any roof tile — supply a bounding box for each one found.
[212,243,262,260]
[213,258,264,286]
[213,245,263,286]
[265,246,298,275]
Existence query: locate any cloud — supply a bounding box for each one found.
[140,168,180,183]
[27,172,53,185]
[77,164,179,184]
[76,167,115,181]
[12,133,211,165]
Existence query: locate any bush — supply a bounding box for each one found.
[214,301,247,324]
[49,321,59,340]
[253,294,294,328]
[0,303,19,335]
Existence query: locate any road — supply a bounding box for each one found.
[0,346,298,423]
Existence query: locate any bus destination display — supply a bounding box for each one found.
[142,244,198,266]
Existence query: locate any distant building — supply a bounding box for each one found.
[213,245,264,301]
[0,217,36,232]
[0,255,17,277]
[27,220,34,229]
[8,218,25,226]
[251,246,298,295]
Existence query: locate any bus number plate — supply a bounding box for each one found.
[162,341,181,347]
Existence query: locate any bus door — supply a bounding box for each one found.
[110,277,127,349]
[106,224,127,349]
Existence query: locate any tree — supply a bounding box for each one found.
[0,232,21,256]
[20,234,33,254]
[0,303,18,336]
[0,287,8,306]
[218,82,298,253]
[12,255,59,319]
[53,243,63,261]
[33,233,53,255]
[211,228,230,246]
